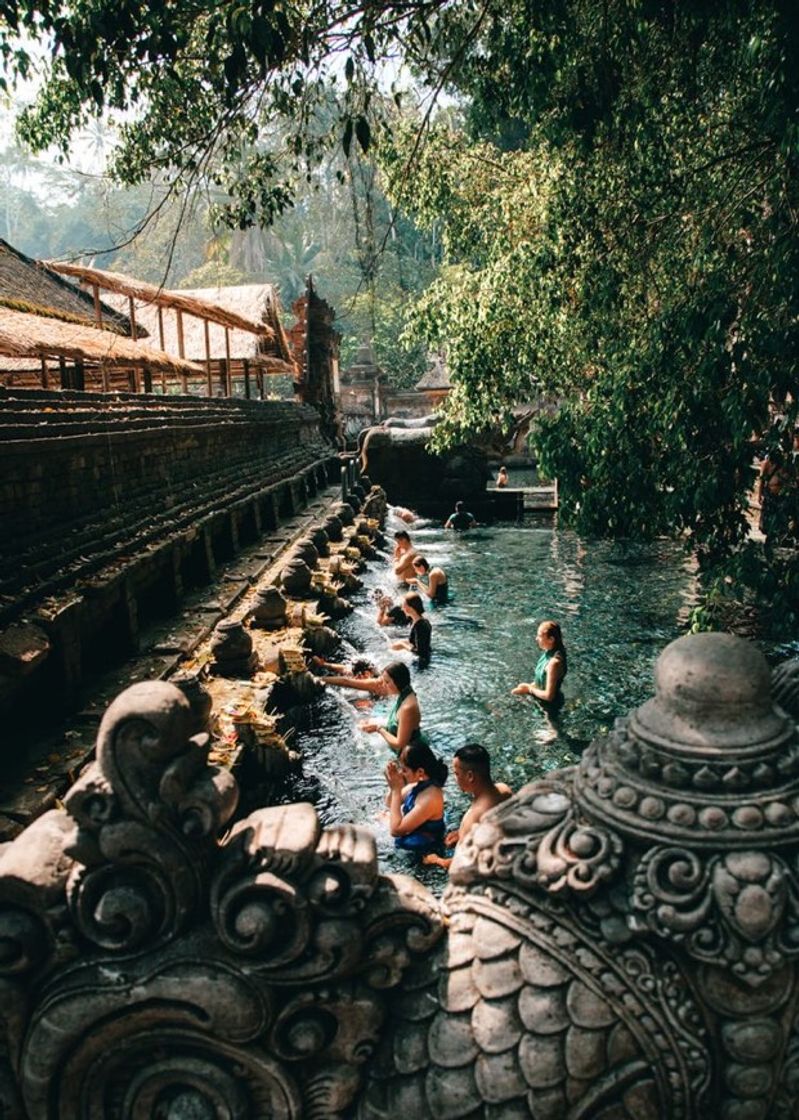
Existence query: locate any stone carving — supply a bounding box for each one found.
[170,669,213,733]
[292,538,321,569]
[360,634,799,1118]
[324,514,344,542]
[280,556,313,596]
[209,619,257,677]
[250,584,289,630]
[3,634,799,1118]
[0,680,442,1119]
[310,527,331,557]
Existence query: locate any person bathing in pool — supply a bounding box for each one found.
[423,743,511,871]
[359,660,426,753]
[385,739,448,855]
[407,555,449,605]
[392,530,419,582]
[390,593,432,667]
[511,620,567,705]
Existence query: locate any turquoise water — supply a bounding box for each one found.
[292,514,698,886]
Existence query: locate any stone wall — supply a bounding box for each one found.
[0,388,337,719]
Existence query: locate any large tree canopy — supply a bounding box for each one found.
[3,0,799,624]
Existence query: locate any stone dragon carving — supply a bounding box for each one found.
[0,633,798,1118]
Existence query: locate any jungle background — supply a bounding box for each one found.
[1,0,798,632]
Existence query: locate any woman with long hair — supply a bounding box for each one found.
[511,620,568,704]
[359,661,426,752]
[385,739,447,853]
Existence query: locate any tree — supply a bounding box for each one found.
[5,0,799,623]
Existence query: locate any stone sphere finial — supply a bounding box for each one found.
[576,633,799,848]
[639,632,786,753]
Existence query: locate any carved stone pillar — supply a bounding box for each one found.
[360,634,799,1119]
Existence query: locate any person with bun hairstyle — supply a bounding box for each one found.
[511,620,568,705]
[385,739,447,853]
[359,661,426,752]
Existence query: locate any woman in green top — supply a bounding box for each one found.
[359,661,425,753]
[511,620,567,704]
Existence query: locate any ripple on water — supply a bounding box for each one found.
[292,521,699,884]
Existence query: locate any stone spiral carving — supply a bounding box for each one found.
[0,678,441,1118]
[62,682,238,955]
[2,636,799,1117]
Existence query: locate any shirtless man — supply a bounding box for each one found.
[423,743,511,870]
[392,530,419,582]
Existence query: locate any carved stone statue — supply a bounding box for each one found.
[359,633,799,1119]
[1,633,799,1118]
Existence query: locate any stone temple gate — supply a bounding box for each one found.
[1,632,798,1118]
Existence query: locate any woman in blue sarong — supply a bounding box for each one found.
[384,739,447,854]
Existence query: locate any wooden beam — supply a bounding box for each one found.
[204,318,213,396]
[243,357,251,399]
[157,306,165,350]
[92,283,102,327]
[73,358,85,391]
[59,355,68,389]
[101,363,109,393]
[143,365,153,394]
[40,356,49,389]
[176,309,188,393]
[224,327,232,397]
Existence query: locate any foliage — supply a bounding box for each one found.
[5,0,799,621]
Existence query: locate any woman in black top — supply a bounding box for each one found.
[391,593,432,666]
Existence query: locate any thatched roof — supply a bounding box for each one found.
[47,261,276,338]
[0,307,202,374]
[0,240,136,335]
[103,283,297,373]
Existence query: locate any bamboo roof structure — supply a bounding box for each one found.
[102,283,297,375]
[0,307,203,374]
[47,262,276,339]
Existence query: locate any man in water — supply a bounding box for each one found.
[423,743,511,870]
[444,500,477,531]
[392,529,419,581]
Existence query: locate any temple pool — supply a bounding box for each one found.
[290,516,699,886]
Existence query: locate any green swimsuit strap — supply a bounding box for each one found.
[386,686,414,734]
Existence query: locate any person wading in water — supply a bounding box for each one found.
[511,620,567,706]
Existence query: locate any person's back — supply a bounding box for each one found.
[445,501,476,531]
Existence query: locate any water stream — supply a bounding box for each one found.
[291,513,699,888]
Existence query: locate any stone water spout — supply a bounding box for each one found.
[0,633,798,1118]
